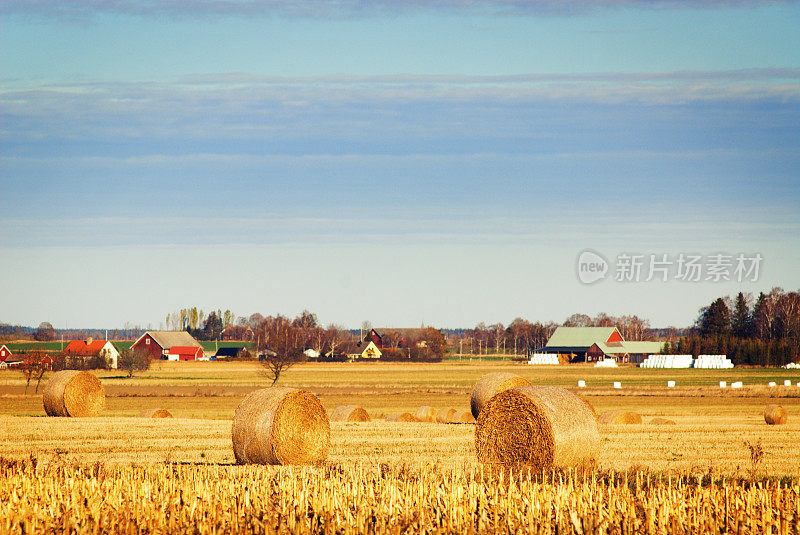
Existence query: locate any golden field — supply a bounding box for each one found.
[1,361,800,533]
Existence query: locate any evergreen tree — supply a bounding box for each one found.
[700,298,730,338]
[203,312,224,341]
[731,292,751,338]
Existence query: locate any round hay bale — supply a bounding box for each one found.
[470,372,532,418]
[649,417,676,425]
[415,405,437,422]
[436,408,457,423]
[330,405,370,422]
[447,410,476,424]
[764,404,788,425]
[386,413,417,422]
[231,387,330,465]
[598,410,642,425]
[581,398,597,419]
[138,408,173,418]
[476,386,599,469]
[43,371,105,417]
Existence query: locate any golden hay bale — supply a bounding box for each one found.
[447,410,476,424]
[476,386,599,469]
[470,372,532,418]
[138,408,173,418]
[43,371,105,417]
[649,417,676,425]
[386,413,417,422]
[598,410,643,425]
[232,388,330,465]
[436,408,457,423]
[581,398,597,419]
[764,404,788,425]
[330,405,371,422]
[415,406,437,422]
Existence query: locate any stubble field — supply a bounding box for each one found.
[2,361,800,533]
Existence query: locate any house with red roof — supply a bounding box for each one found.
[0,345,12,362]
[166,345,204,361]
[63,338,120,369]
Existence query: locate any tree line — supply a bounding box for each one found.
[664,288,800,366]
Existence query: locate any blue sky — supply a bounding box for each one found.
[1,1,799,330]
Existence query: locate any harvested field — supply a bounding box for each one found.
[2,361,800,533]
[1,458,799,533]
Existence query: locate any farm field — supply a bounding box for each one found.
[2,361,800,532]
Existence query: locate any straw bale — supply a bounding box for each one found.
[649,417,676,425]
[764,404,788,425]
[581,398,597,419]
[232,388,330,465]
[415,406,437,422]
[43,371,105,417]
[598,410,642,425]
[330,405,370,422]
[436,408,457,423]
[138,408,173,418]
[470,372,532,418]
[386,413,417,422]
[475,386,599,469]
[447,410,475,424]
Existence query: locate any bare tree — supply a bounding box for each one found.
[20,351,49,394]
[325,324,345,357]
[118,348,151,378]
[255,316,305,385]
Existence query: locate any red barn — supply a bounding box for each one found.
[0,345,12,361]
[166,346,204,361]
[130,331,202,360]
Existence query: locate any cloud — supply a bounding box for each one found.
[1,0,796,20]
[2,69,797,156]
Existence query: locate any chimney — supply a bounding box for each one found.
[86,337,93,345]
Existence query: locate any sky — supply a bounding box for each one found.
[1,0,799,330]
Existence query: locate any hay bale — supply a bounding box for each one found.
[386,413,417,422]
[330,405,370,422]
[581,398,597,419]
[764,404,788,425]
[470,372,532,418]
[436,408,457,423]
[138,408,173,418]
[475,386,599,469]
[447,410,475,424]
[650,417,676,425]
[415,406,437,422]
[232,388,330,465]
[598,410,642,425]
[42,370,105,417]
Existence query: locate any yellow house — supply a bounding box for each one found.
[342,341,382,360]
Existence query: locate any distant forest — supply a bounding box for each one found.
[664,288,799,366]
[2,288,797,365]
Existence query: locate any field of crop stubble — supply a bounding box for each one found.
[1,361,799,533]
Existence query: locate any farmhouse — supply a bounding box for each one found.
[540,326,663,363]
[166,345,204,361]
[131,331,202,360]
[63,338,120,369]
[0,345,12,361]
[340,340,382,360]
